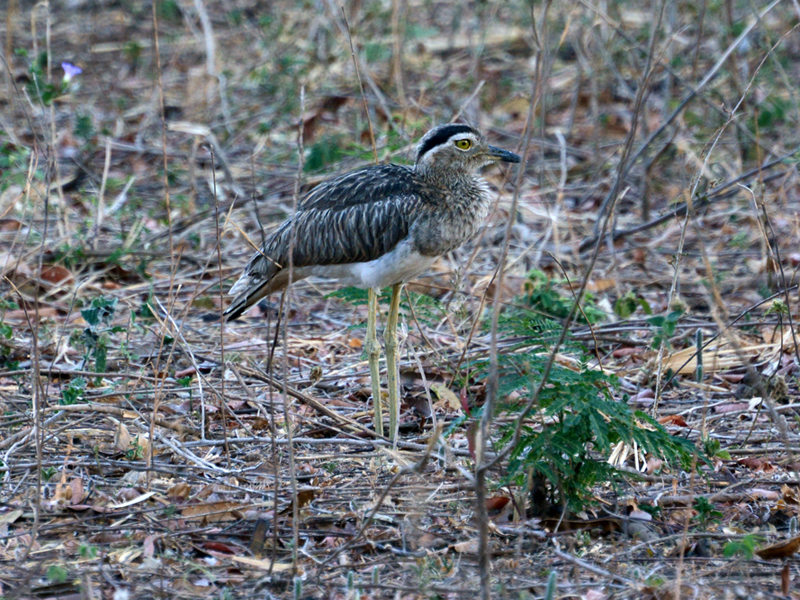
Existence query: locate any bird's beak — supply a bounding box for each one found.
[487,146,521,163]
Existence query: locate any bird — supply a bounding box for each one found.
[224,123,521,441]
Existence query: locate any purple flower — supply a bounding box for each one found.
[61,62,82,83]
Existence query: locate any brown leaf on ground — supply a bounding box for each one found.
[756,535,800,560]
[279,488,316,515]
[486,496,511,514]
[658,414,688,427]
[431,383,462,412]
[40,264,73,285]
[182,501,246,523]
[114,420,131,452]
[167,482,192,502]
[453,538,480,553]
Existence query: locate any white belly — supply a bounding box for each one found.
[308,238,437,290]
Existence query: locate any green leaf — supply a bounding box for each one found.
[614,292,638,318]
[47,565,68,583]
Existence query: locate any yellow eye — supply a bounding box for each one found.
[455,139,472,150]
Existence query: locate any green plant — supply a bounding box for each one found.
[23,54,81,106]
[693,497,723,531]
[60,377,86,405]
[637,503,662,519]
[524,270,605,323]
[479,290,695,511]
[74,113,95,143]
[41,466,57,482]
[79,296,124,373]
[724,533,762,559]
[646,308,684,350]
[126,439,145,460]
[305,134,347,172]
[46,565,68,583]
[703,436,731,460]
[614,291,652,319]
[0,300,18,354]
[544,571,557,600]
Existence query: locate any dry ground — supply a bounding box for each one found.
[2,0,800,598]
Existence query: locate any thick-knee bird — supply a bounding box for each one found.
[225,123,521,440]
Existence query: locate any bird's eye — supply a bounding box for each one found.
[455,139,472,150]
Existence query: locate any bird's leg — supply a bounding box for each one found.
[384,283,402,442]
[366,288,383,437]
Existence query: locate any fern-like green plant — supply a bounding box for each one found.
[481,272,697,511]
[524,269,605,324]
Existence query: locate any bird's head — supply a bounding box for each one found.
[414,124,521,176]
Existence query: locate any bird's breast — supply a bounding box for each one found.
[413,179,491,256]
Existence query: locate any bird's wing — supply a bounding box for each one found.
[298,164,417,211]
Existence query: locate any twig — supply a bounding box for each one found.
[93,137,112,250]
[282,85,306,573]
[476,2,548,596]
[210,146,231,467]
[41,403,197,435]
[149,0,177,488]
[552,545,635,586]
[342,8,378,163]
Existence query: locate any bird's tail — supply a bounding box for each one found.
[223,277,270,321]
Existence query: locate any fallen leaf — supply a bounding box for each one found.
[453,538,480,553]
[0,252,32,278]
[782,485,800,504]
[751,489,780,500]
[0,509,23,524]
[167,482,192,502]
[182,501,245,523]
[114,420,131,452]
[70,477,85,505]
[111,490,157,508]
[486,496,511,514]
[756,535,800,560]
[431,383,462,412]
[143,535,157,558]
[658,415,688,427]
[40,264,73,285]
[738,458,764,470]
[714,402,751,414]
[586,278,615,293]
[0,218,23,231]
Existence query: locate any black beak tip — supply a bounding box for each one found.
[489,145,522,164]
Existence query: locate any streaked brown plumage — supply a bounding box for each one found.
[225,124,520,320]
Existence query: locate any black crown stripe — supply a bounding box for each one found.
[417,124,478,161]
